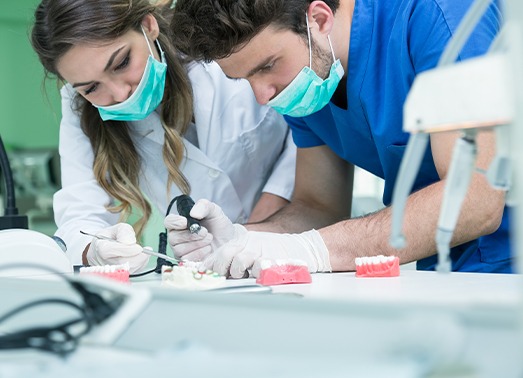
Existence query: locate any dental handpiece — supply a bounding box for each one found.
[175,195,201,234]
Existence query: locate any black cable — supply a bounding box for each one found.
[0,134,17,214]
[155,195,195,273]
[1,324,80,356]
[0,298,85,324]
[155,229,171,273]
[0,134,28,229]
[68,280,122,324]
[129,267,156,278]
[0,263,120,356]
[0,299,91,356]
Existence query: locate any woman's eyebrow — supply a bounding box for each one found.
[103,46,125,72]
[72,80,94,88]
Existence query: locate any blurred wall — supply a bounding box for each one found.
[0,0,61,150]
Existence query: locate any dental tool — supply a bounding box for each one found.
[140,247,180,265]
[435,130,477,273]
[174,195,201,234]
[154,194,201,273]
[389,133,430,249]
[80,230,180,265]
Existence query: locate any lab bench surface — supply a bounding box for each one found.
[132,268,522,308]
[2,268,523,377]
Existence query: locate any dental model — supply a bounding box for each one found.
[256,259,312,286]
[355,255,400,277]
[161,261,226,290]
[79,262,130,283]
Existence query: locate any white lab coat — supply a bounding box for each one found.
[54,61,296,264]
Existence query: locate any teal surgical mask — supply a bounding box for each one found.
[267,15,344,117]
[95,28,167,121]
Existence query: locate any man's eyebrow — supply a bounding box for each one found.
[246,56,274,78]
[72,46,125,88]
[224,56,275,80]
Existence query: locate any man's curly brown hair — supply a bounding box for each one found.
[170,0,340,62]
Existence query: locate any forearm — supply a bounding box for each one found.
[323,175,504,271]
[246,197,349,233]
[247,192,290,224]
[81,243,91,265]
[248,146,354,233]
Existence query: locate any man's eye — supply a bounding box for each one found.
[261,62,274,72]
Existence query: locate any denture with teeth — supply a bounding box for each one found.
[355,255,400,278]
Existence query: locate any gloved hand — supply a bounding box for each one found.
[200,229,332,278]
[164,199,247,261]
[86,223,149,274]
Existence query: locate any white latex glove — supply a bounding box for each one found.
[164,199,247,261]
[200,229,332,278]
[86,223,149,274]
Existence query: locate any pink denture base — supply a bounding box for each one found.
[356,256,400,278]
[256,264,312,286]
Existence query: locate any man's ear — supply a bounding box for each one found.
[307,1,335,36]
[141,13,160,40]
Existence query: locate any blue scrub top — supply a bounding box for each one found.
[285,0,512,273]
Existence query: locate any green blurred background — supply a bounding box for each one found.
[0,0,163,255]
[0,1,60,149]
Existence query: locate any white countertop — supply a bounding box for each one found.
[2,267,523,377]
[132,267,523,308]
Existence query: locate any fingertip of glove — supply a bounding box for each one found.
[191,199,224,220]
[250,260,263,278]
[230,253,254,279]
[201,252,223,274]
[164,214,188,229]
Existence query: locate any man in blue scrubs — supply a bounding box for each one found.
[169,0,511,276]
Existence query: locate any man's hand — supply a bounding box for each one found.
[86,223,149,273]
[201,229,332,278]
[164,199,247,261]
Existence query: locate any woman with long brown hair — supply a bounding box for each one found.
[30,0,295,273]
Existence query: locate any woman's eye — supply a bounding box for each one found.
[115,54,130,70]
[84,83,98,95]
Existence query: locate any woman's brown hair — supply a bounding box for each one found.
[31,0,193,238]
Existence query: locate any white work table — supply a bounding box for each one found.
[132,268,522,308]
[272,270,522,305]
[124,268,523,377]
[2,268,523,377]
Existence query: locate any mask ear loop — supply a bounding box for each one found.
[305,12,337,66]
[327,35,336,62]
[141,26,165,61]
[305,13,313,68]
[141,26,155,57]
